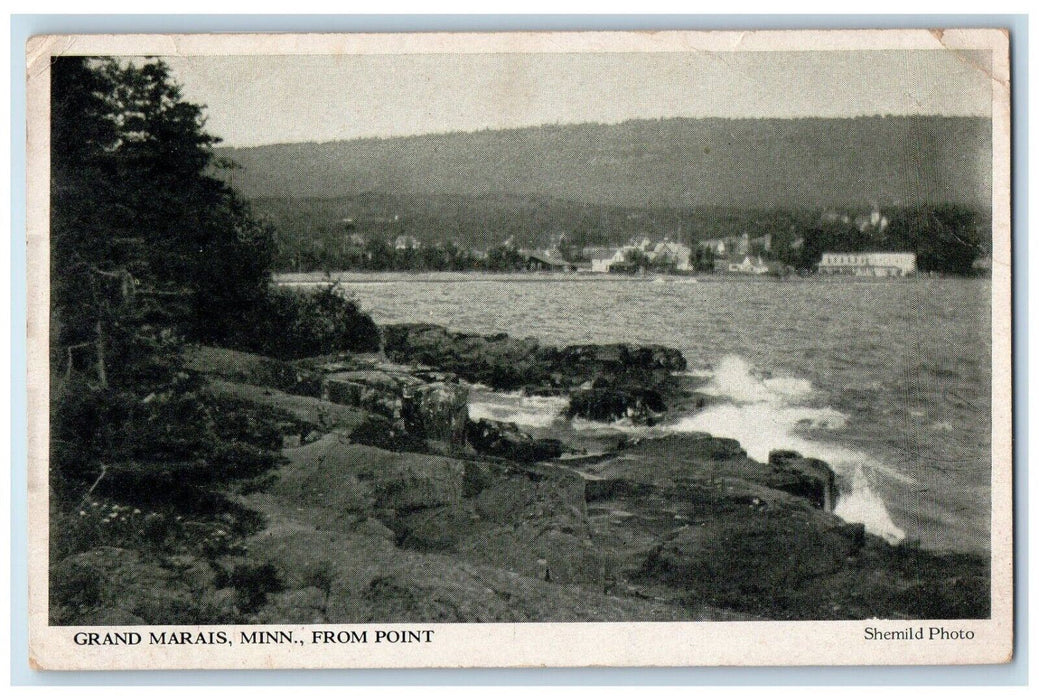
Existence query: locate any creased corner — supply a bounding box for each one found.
[25,35,72,84]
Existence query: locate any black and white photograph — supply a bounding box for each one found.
[26,29,1012,669]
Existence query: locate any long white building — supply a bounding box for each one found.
[817,252,917,277]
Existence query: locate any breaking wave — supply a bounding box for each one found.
[465,357,908,544]
[467,388,570,429]
[665,355,905,543]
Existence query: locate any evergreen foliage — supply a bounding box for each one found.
[51,57,276,359]
[48,57,368,624]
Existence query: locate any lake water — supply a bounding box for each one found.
[279,272,992,554]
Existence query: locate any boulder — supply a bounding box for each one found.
[639,511,853,615]
[382,323,686,397]
[205,379,366,434]
[402,382,469,445]
[272,438,470,517]
[183,346,308,394]
[349,413,426,453]
[567,387,665,425]
[322,370,469,447]
[466,418,564,463]
[322,370,421,418]
[767,450,837,511]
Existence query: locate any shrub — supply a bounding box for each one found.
[50,559,103,613]
[303,560,337,610]
[220,562,285,613]
[228,284,381,361]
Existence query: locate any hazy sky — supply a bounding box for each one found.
[162,50,993,148]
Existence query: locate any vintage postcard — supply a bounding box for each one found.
[26,29,1012,670]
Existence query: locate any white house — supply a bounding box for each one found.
[630,236,654,251]
[394,235,421,250]
[588,248,620,273]
[727,255,770,275]
[585,240,693,273]
[817,252,917,277]
[749,233,773,252]
[652,241,692,271]
[700,238,727,255]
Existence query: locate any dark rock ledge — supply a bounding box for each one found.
[169,328,990,623]
[382,323,687,425]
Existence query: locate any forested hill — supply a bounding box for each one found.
[217,116,991,209]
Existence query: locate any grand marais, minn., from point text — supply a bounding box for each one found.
[71,629,436,646]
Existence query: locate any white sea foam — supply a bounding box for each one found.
[663,354,906,543]
[469,355,909,544]
[696,355,772,402]
[467,390,569,429]
[833,467,906,544]
[569,416,658,436]
[762,375,815,398]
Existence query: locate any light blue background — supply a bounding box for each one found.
[9,13,1028,686]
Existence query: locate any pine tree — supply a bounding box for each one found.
[49,57,280,501]
[50,56,275,382]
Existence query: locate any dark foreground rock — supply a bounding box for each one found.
[466,418,565,463]
[246,433,699,622]
[322,370,469,446]
[576,434,989,620]
[567,384,666,425]
[233,424,988,623]
[382,323,686,387]
[382,324,687,424]
[154,343,988,623]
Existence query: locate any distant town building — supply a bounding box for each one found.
[586,248,619,273]
[699,233,770,257]
[699,238,727,255]
[652,240,693,271]
[628,235,654,251]
[817,252,917,277]
[581,239,694,273]
[725,255,770,275]
[749,233,773,252]
[823,206,889,234]
[394,235,422,250]
[855,204,890,233]
[524,252,576,272]
[821,210,853,225]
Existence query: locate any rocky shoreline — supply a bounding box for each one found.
[59,324,987,624]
